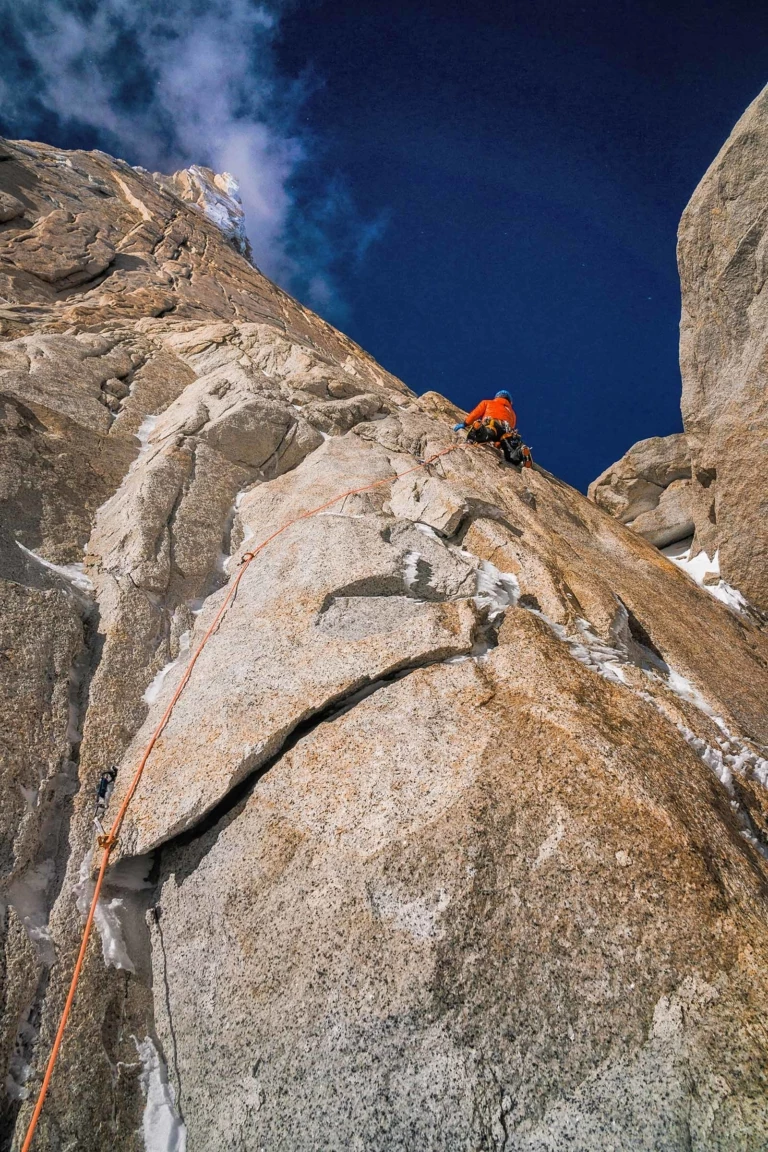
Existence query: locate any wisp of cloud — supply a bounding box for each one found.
[0,0,383,317]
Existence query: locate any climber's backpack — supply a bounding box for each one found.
[466,417,505,444]
[467,420,533,469]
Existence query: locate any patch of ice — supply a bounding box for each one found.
[509,575,768,826]
[108,854,154,893]
[535,612,628,685]
[403,550,421,592]
[20,784,39,811]
[665,670,720,723]
[5,1057,32,1101]
[707,580,751,614]
[74,850,135,972]
[473,560,519,621]
[135,1036,187,1152]
[663,543,752,615]
[136,414,158,449]
[128,415,159,474]
[7,860,57,965]
[185,165,248,256]
[675,725,768,857]
[16,542,94,593]
[143,633,190,705]
[679,727,734,792]
[657,667,768,807]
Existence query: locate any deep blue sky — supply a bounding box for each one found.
[3,1,768,489]
[277,0,768,487]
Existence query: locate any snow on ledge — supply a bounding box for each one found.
[662,539,751,614]
[16,542,94,593]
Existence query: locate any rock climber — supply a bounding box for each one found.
[453,390,531,466]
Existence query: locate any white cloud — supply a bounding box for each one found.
[0,0,384,316]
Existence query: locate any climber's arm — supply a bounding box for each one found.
[464,400,488,425]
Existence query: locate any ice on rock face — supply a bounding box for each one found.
[403,551,421,592]
[127,414,160,477]
[16,542,94,593]
[73,851,136,972]
[135,1036,187,1152]
[662,540,751,614]
[180,165,249,256]
[6,860,57,965]
[473,559,520,620]
[143,632,191,706]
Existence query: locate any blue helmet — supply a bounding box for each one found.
[495,390,513,404]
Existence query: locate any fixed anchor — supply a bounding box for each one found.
[93,765,118,837]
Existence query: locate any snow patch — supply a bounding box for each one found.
[135,1036,187,1152]
[15,542,94,593]
[679,727,734,792]
[143,632,191,705]
[403,550,421,592]
[675,726,768,857]
[136,414,158,449]
[5,1056,32,1102]
[665,669,720,723]
[6,860,57,965]
[640,661,768,818]
[182,165,248,256]
[662,542,752,615]
[536,613,629,685]
[473,560,519,620]
[507,577,768,845]
[74,850,135,972]
[20,784,39,811]
[129,415,159,475]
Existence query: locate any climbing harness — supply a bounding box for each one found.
[19,441,467,1151]
[465,419,533,468]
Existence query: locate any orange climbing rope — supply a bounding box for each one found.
[20,441,464,1151]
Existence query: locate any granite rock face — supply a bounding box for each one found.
[678,83,768,613]
[590,85,768,614]
[588,433,693,547]
[2,135,768,1152]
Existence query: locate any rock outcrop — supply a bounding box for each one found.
[588,432,693,546]
[2,134,768,1152]
[150,165,251,259]
[590,84,768,616]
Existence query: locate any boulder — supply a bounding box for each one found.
[588,432,691,527]
[629,478,695,547]
[0,190,24,222]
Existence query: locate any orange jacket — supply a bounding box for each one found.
[465,397,516,428]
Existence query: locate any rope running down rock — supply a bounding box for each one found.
[20,441,466,1151]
